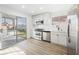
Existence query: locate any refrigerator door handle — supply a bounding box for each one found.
[68,19,71,43]
[68,37,71,43]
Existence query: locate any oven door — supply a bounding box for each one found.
[35,31,42,40]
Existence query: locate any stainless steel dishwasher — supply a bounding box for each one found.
[42,31,51,43]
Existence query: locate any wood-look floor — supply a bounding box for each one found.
[18,39,67,55]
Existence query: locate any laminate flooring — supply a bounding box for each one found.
[17,39,67,55]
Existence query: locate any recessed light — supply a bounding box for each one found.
[40,7,43,10]
[22,5,25,8]
[32,11,34,13]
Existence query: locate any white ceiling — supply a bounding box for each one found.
[0,4,74,15]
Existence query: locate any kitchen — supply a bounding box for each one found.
[31,6,78,54]
[0,4,78,55]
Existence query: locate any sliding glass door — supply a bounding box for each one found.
[0,15,27,49]
[16,17,27,42]
[0,17,16,49]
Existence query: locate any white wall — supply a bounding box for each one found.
[51,10,69,33]
[32,10,69,32]
[28,10,69,39]
[26,15,33,38]
[32,13,52,30]
[52,10,68,17]
[32,10,69,46]
[0,7,27,17]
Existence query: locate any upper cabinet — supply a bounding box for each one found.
[52,16,68,32]
[52,16,67,22]
[35,20,44,25]
[32,13,51,26]
[32,14,44,26]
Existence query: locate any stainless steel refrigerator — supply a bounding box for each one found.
[67,15,78,55]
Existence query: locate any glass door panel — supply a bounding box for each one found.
[6,18,16,36]
[0,17,16,49]
[16,17,27,41]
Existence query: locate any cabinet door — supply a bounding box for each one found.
[51,33,66,46]
[58,34,66,46]
[51,33,58,44]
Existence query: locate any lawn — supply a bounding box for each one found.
[17,30,27,38]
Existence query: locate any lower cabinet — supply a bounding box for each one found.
[51,33,58,44]
[51,32,67,46]
[58,34,67,46]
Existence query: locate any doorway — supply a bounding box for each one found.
[0,15,27,49]
[16,17,27,42]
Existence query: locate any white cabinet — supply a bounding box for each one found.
[32,15,44,26]
[32,13,52,40]
[51,33,58,44]
[51,32,67,46]
[58,33,67,46]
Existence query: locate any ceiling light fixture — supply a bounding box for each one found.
[32,11,34,13]
[40,7,43,10]
[22,5,25,8]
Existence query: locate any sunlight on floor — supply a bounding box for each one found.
[0,46,26,55]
